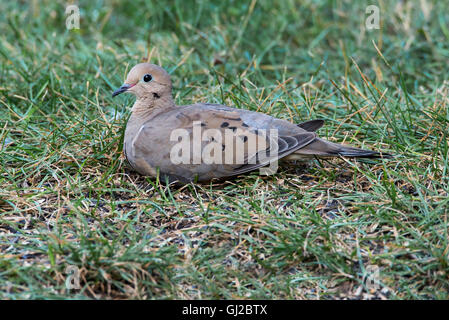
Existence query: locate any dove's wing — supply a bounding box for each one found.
[128,103,316,182]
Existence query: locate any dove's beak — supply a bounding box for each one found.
[112,84,133,97]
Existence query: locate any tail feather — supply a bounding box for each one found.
[293,138,391,159]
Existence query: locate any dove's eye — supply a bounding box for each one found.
[143,74,153,82]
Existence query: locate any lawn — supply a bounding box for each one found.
[0,0,448,299]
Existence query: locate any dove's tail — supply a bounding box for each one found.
[291,138,391,159]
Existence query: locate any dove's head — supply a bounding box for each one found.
[112,63,172,100]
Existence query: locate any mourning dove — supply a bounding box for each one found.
[112,63,389,183]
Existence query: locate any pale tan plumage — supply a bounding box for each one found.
[113,63,389,183]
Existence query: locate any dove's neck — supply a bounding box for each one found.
[130,94,176,122]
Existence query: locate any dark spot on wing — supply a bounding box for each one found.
[221,122,229,128]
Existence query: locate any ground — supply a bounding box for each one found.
[0,0,448,299]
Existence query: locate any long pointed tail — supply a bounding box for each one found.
[293,138,391,159]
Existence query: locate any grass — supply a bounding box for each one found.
[0,0,448,299]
